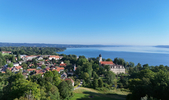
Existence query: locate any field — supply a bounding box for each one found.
[71,87,128,100]
[2,53,9,56]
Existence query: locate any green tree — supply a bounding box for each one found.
[106,58,112,61]
[58,81,70,99]
[2,73,41,100]
[93,79,98,89]
[105,71,115,85]
[104,65,110,71]
[41,65,46,69]
[8,63,13,68]
[98,79,103,87]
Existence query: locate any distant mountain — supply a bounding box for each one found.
[0,42,126,48]
[155,45,169,48]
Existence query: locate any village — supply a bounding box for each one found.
[0,51,125,87]
[0,51,76,86]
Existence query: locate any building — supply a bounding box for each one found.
[37,56,43,60]
[99,54,125,74]
[13,63,19,67]
[60,61,66,67]
[1,51,11,54]
[23,55,37,61]
[7,66,23,72]
[27,69,36,73]
[49,55,61,60]
[65,78,74,86]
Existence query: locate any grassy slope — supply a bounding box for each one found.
[71,87,128,100]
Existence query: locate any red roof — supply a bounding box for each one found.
[49,55,59,58]
[45,67,50,71]
[56,66,64,70]
[100,61,114,65]
[2,51,11,53]
[27,69,36,71]
[15,66,22,70]
[35,70,44,74]
[60,63,66,67]
[65,78,74,83]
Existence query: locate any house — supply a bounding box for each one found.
[20,55,27,59]
[99,54,125,74]
[37,56,43,60]
[52,66,64,73]
[49,55,60,60]
[60,61,66,67]
[27,69,36,73]
[109,65,125,74]
[6,60,11,64]
[8,66,23,72]
[35,70,45,75]
[19,61,25,65]
[23,55,37,61]
[65,78,74,86]
[13,63,19,67]
[67,71,74,76]
[45,67,50,71]
[22,73,29,78]
[61,72,67,79]
[1,51,11,54]
[15,57,18,61]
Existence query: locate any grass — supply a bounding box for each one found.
[71,87,128,100]
[2,53,9,56]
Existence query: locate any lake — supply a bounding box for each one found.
[57,46,169,66]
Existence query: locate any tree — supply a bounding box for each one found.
[52,71,61,87]
[82,72,89,80]
[93,79,98,89]
[105,71,115,85]
[22,63,27,70]
[113,58,118,64]
[48,85,60,100]
[44,71,53,83]
[104,65,110,71]
[77,58,88,66]
[106,58,112,61]
[41,65,46,69]
[58,81,70,99]
[92,71,98,79]
[8,63,13,68]
[98,79,103,87]
[129,62,135,68]
[2,73,41,100]
[11,55,16,63]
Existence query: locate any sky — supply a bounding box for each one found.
[0,0,169,45]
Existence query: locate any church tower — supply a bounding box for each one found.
[99,54,102,63]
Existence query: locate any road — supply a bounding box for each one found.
[74,81,83,90]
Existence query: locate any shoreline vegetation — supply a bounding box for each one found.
[1,42,169,48]
[0,47,66,55]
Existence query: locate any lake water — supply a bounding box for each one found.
[57,46,169,66]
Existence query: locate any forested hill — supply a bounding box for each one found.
[0,47,65,55]
[0,42,125,48]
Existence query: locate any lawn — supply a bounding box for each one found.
[2,53,9,56]
[71,87,128,100]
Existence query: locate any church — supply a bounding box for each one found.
[99,54,125,74]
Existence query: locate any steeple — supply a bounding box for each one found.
[99,54,102,62]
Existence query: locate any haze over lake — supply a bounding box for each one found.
[58,46,169,66]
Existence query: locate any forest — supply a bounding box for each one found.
[0,47,65,55]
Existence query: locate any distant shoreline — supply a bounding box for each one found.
[0,42,160,48]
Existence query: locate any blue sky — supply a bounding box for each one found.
[0,0,169,45]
